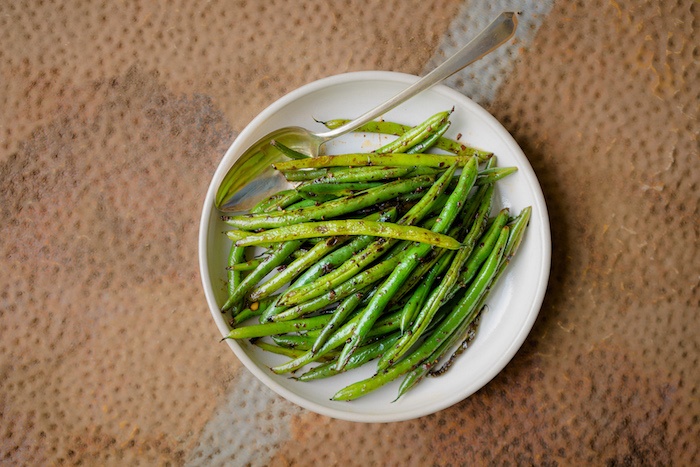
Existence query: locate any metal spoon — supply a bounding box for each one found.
[216,11,518,212]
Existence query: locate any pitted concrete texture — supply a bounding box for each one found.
[1,0,697,465]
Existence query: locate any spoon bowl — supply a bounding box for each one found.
[214,126,318,211]
[215,11,518,212]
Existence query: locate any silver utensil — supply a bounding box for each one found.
[216,11,518,212]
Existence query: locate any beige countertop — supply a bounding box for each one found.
[1,0,697,465]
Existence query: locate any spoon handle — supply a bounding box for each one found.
[317,11,518,141]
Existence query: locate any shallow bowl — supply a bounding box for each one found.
[199,71,551,423]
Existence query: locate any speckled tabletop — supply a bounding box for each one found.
[1,0,698,465]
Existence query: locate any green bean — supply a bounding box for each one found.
[373,110,450,153]
[297,332,401,381]
[421,173,496,307]
[286,166,417,183]
[439,138,492,161]
[250,189,304,213]
[230,295,278,326]
[396,308,482,399]
[377,204,504,370]
[331,226,509,401]
[399,247,455,332]
[227,220,461,250]
[271,333,317,350]
[270,308,403,374]
[335,159,477,370]
[272,153,475,172]
[283,167,329,181]
[269,139,311,159]
[475,167,518,185]
[376,162,475,302]
[296,214,393,285]
[312,286,373,353]
[250,191,284,214]
[332,239,443,370]
[322,118,492,161]
[494,207,531,281]
[461,173,496,231]
[255,341,307,358]
[256,341,341,361]
[428,164,498,228]
[428,167,515,192]
[298,182,383,197]
[230,307,259,326]
[296,191,338,203]
[253,341,311,359]
[291,247,312,258]
[262,231,384,320]
[388,247,449,308]
[227,257,262,272]
[225,313,334,339]
[412,195,532,330]
[300,328,322,339]
[321,118,407,137]
[485,153,499,170]
[365,309,406,338]
[278,165,455,307]
[438,208,529,318]
[389,180,451,229]
[274,239,415,322]
[259,227,388,323]
[222,175,435,230]
[221,239,303,312]
[285,198,320,210]
[405,121,450,154]
[397,208,530,397]
[269,249,407,322]
[402,167,445,181]
[226,244,245,298]
[457,208,512,287]
[230,307,261,327]
[429,157,478,233]
[428,313,482,377]
[248,235,349,302]
[280,222,432,324]
[389,184,493,342]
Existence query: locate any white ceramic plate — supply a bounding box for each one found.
[199,71,551,423]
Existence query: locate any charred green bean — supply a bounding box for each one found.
[227,220,461,250]
[223,175,435,230]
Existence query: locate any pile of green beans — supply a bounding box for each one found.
[220,110,531,401]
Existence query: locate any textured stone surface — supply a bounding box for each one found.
[1,0,697,465]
